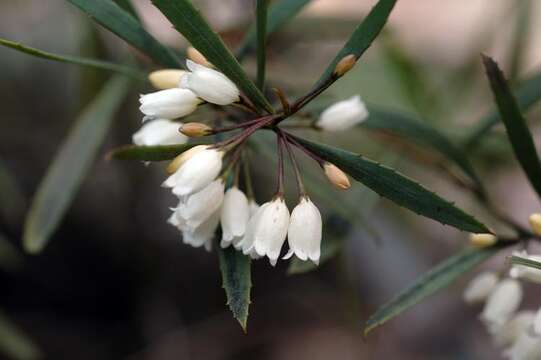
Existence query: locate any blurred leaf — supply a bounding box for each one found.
[509,255,541,270]
[464,70,541,148]
[218,246,251,331]
[0,310,41,360]
[0,160,26,228]
[67,0,181,68]
[482,55,541,198]
[314,0,397,87]
[113,0,139,20]
[23,76,131,254]
[237,0,313,59]
[363,106,485,196]
[365,244,507,335]
[508,0,532,81]
[0,38,144,79]
[0,234,23,272]
[151,0,274,114]
[295,136,490,233]
[107,143,200,161]
[255,0,268,90]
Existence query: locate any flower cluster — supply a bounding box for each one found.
[131,48,369,266]
[464,214,541,359]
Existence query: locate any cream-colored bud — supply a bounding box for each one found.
[323,162,350,190]
[333,54,357,77]
[180,122,213,137]
[187,47,211,67]
[166,145,209,174]
[529,213,541,236]
[469,233,497,248]
[148,69,186,89]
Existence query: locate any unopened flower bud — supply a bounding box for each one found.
[469,233,497,248]
[528,213,541,236]
[463,271,499,304]
[148,69,186,89]
[333,54,357,77]
[166,144,208,174]
[187,46,211,67]
[180,122,213,137]
[316,95,369,131]
[323,162,350,190]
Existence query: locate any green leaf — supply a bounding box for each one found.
[0,310,42,360]
[365,244,507,335]
[464,70,541,148]
[237,0,313,59]
[255,0,268,90]
[363,106,485,196]
[0,38,144,79]
[113,0,140,20]
[151,0,274,114]
[218,246,251,332]
[509,255,541,270]
[23,76,131,254]
[67,0,180,68]
[482,55,541,198]
[295,137,490,233]
[107,143,200,161]
[314,0,397,86]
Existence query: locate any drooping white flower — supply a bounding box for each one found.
[180,60,240,105]
[242,197,290,266]
[493,311,535,347]
[174,210,220,251]
[220,187,250,248]
[503,330,541,360]
[510,251,541,284]
[481,279,523,331]
[163,146,224,197]
[316,95,369,131]
[132,119,187,146]
[233,200,260,252]
[463,271,499,304]
[283,197,322,264]
[171,179,224,231]
[139,88,202,119]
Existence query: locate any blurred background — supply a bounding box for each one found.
[1,0,541,359]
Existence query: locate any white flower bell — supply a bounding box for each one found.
[503,331,541,360]
[163,146,224,197]
[220,187,250,248]
[463,271,499,304]
[481,279,523,331]
[132,119,187,146]
[316,95,369,131]
[493,311,535,347]
[139,88,202,119]
[180,60,240,105]
[175,210,220,251]
[283,197,322,264]
[242,198,290,266]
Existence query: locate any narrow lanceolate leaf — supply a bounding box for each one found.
[365,244,508,335]
[0,310,42,360]
[295,137,490,233]
[107,143,199,161]
[237,0,313,59]
[510,255,541,270]
[151,0,274,114]
[464,70,541,148]
[0,38,144,79]
[363,106,485,195]
[482,55,541,198]
[255,0,268,90]
[67,0,180,68]
[113,0,140,20]
[24,76,130,254]
[315,0,397,86]
[218,246,252,331]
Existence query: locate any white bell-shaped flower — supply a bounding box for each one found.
[510,251,541,284]
[172,180,225,231]
[139,88,202,119]
[180,60,240,105]
[242,197,289,266]
[283,197,322,264]
[233,200,259,252]
[503,331,541,360]
[316,95,369,131]
[220,187,250,248]
[463,271,499,304]
[182,210,221,251]
[132,119,187,146]
[481,279,523,331]
[493,311,535,347]
[163,146,224,197]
